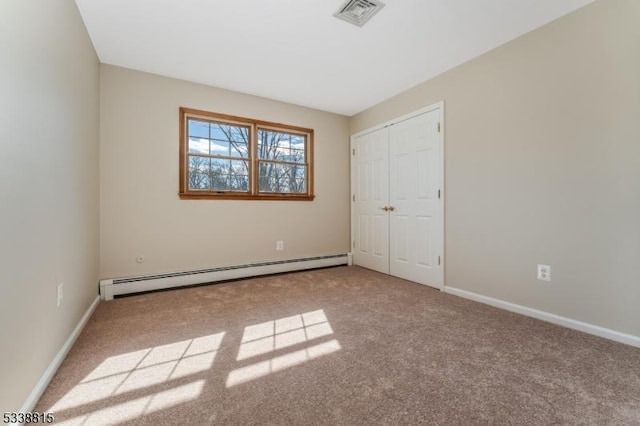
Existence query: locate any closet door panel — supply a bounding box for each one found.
[352,127,390,274]
[389,110,441,287]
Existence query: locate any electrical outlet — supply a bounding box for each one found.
[537,264,551,282]
[276,241,284,251]
[57,283,64,307]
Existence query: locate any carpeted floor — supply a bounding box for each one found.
[36,266,640,425]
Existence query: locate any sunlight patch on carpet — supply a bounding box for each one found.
[227,310,341,387]
[237,310,334,361]
[227,339,341,387]
[49,332,225,414]
[56,381,205,426]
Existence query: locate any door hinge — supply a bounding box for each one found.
[352,194,355,202]
[352,148,355,156]
[353,241,356,249]
[438,256,441,265]
[438,189,441,199]
[437,122,441,133]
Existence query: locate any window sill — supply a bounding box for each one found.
[178,192,315,201]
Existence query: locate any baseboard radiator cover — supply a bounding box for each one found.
[100,254,348,301]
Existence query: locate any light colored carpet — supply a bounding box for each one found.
[36,266,640,425]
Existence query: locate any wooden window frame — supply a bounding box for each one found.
[179,107,315,201]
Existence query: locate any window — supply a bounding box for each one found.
[179,108,314,200]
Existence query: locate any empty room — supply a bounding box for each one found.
[2,0,639,424]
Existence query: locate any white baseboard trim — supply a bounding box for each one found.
[19,295,100,415]
[443,286,640,348]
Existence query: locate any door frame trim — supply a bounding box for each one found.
[350,101,445,290]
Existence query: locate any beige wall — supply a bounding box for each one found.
[100,65,350,278]
[0,0,100,411]
[352,0,640,336]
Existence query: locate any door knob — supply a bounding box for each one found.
[388,206,396,211]
[380,206,389,211]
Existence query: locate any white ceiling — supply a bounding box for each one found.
[76,0,594,116]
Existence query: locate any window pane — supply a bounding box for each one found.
[211,125,227,141]
[229,160,249,191]
[229,142,248,158]
[286,149,305,163]
[212,124,249,143]
[188,156,211,190]
[187,119,210,155]
[209,158,249,192]
[188,137,209,155]
[258,129,306,164]
[210,140,230,156]
[188,119,209,138]
[257,130,281,161]
[259,162,306,193]
[211,123,249,158]
[290,136,305,150]
[229,127,249,144]
[210,158,230,191]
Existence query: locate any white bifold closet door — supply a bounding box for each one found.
[352,107,443,289]
[353,125,390,274]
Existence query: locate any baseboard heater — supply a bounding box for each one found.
[99,253,351,301]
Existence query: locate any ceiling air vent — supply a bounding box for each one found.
[333,0,385,27]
